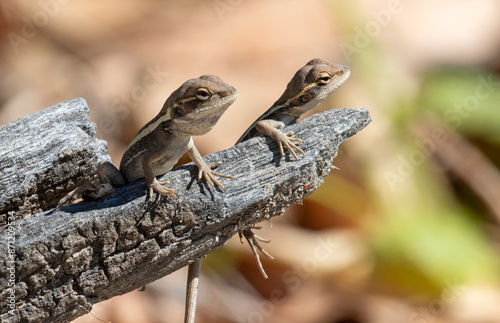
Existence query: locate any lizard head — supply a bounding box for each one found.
[275,58,350,118]
[165,75,238,136]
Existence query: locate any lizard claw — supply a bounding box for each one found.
[57,180,112,207]
[255,120,305,161]
[149,179,177,199]
[57,184,86,207]
[239,226,275,279]
[274,131,304,161]
[197,161,236,191]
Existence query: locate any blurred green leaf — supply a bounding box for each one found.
[420,69,500,143]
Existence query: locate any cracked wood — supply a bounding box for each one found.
[0,98,370,323]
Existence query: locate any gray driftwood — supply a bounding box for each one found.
[0,98,371,323]
[0,98,109,223]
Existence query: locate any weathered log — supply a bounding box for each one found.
[0,98,109,223]
[0,99,370,323]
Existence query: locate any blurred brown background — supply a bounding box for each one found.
[2,0,500,322]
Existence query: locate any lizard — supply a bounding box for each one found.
[58,75,238,323]
[58,74,238,206]
[183,59,350,323]
[236,58,350,278]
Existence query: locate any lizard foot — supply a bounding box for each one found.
[239,227,275,279]
[274,130,305,161]
[57,180,113,207]
[197,161,236,192]
[255,121,305,161]
[149,179,178,199]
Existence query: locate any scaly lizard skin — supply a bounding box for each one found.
[59,75,238,323]
[237,58,350,278]
[58,75,238,205]
[184,60,349,323]
[184,59,350,323]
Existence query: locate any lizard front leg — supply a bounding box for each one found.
[187,144,235,191]
[255,119,304,160]
[142,158,178,199]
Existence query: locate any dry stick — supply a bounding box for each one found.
[184,260,201,323]
[0,101,370,323]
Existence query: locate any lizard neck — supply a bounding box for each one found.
[271,112,297,126]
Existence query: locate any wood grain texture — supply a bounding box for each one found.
[0,98,109,223]
[0,100,370,323]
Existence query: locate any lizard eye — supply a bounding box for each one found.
[317,72,332,85]
[195,88,211,101]
[299,93,312,103]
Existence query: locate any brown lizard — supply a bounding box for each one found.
[236,58,350,278]
[59,75,238,205]
[184,59,350,323]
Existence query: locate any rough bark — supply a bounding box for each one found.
[0,98,109,223]
[0,98,371,323]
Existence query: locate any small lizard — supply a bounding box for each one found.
[183,59,350,323]
[59,74,238,204]
[59,75,238,323]
[183,59,349,323]
[236,58,350,278]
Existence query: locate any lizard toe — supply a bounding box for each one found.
[150,181,177,198]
